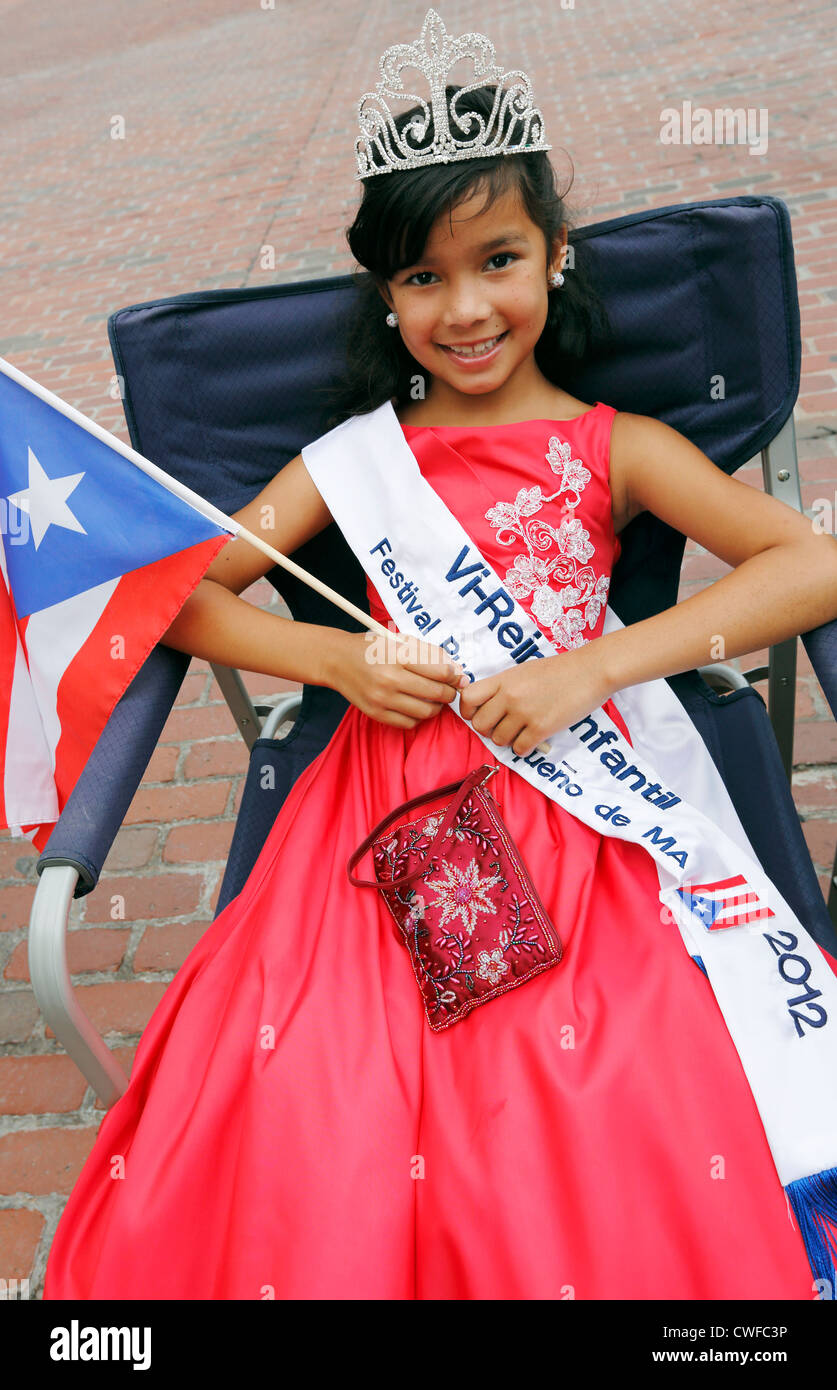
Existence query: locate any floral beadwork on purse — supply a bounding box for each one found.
[347,764,563,1031]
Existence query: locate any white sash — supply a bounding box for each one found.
[301,399,837,1277]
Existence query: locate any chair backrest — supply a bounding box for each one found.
[100,192,833,940]
[109,194,800,640]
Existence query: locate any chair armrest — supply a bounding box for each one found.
[35,643,190,898]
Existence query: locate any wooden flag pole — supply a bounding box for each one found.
[236,523,398,644]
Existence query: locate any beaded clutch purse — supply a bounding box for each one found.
[347,764,563,1032]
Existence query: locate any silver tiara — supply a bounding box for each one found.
[355,7,551,180]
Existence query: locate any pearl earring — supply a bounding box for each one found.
[548,271,564,288]
[386,310,399,327]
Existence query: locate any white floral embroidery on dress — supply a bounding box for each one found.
[484,432,610,651]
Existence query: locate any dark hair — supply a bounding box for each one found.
[320,84,612,428]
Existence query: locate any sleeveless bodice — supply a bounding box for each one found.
[364,402,621,656]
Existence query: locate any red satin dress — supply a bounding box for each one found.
[43,404,823,1300]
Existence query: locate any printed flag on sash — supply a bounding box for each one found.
[677,873,777,931]
[0,357,237,852]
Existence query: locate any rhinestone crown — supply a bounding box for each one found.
[355,7,551,180]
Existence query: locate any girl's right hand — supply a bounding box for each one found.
[331,630,466,730]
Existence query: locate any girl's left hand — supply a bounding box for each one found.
[456,643,614,758]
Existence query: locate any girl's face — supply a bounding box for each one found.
[380,183,565,407]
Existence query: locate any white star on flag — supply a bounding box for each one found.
[6,446,86,550]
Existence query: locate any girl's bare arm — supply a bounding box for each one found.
[160,452,352,687]
[594,412,837,692]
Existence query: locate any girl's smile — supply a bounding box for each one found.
[437,329,509,366]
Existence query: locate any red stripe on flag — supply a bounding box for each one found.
[687,873,749,894]
[712,904,775,927]
[713,893,760,917]
[23,532,230,854]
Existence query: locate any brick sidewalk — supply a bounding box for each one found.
[0,0,835,1297]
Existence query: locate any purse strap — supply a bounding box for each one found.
[346,763,499,889]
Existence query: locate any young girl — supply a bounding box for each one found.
[43,11,837,1301]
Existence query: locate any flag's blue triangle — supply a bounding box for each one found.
[677,887,721,928]
[0,369,228,618]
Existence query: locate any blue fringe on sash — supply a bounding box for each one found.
[786,1167,837,1291]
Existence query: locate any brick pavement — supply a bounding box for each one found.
[0,0,835,1297]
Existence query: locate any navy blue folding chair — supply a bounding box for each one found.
[29,194,837,1107]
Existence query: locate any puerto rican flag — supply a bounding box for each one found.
[0,356,237,852]
[677,873,776,930]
